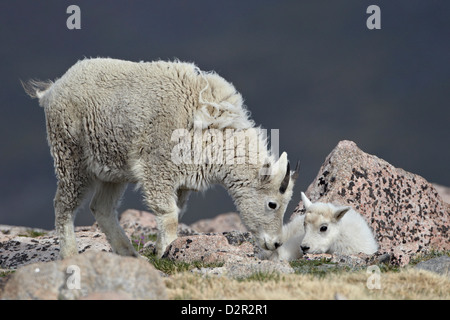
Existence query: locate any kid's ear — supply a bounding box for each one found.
[334,207,351,221]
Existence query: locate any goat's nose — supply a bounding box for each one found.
[301,245,310,252]
[274,242,282,249]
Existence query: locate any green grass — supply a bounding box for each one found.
[143,251,224,275]
[143,249,450,279]
[0,270,15,277]
[408,250,450,266]
[18,230,47,238]
[289,257,349,277]
[288,256,404,277]
[131,234,225,275]
[237,271,283,282]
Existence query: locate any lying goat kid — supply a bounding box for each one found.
[267,192,378,260]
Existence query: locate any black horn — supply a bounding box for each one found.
[279,161,290,194]
[292,160,300,181]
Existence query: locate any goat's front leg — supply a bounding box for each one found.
[142,182,180,257]
[154,206,179,257]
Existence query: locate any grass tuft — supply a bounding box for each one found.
[143,252,224,275]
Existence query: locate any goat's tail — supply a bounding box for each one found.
[21,79,53,102]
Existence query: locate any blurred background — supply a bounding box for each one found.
[0,1,448,229]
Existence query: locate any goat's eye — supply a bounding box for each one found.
[320,225,328,232]
[268,202,277,210]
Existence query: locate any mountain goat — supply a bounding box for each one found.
[23,58,299,258]
[267,192,377,260]
[300,192,377,255]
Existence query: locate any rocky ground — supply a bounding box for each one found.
[1,140,449,299]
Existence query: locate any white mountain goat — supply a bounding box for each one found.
[23,58,299,258]
[300,192,378,255]
[267,192,377,260]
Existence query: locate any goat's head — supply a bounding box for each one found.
[299,192,351,254]
[234,152,299,251]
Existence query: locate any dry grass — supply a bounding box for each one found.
[164,268,450,300]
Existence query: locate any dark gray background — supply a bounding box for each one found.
[1,1,448,229]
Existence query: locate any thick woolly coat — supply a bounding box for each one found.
[25,58,296,257]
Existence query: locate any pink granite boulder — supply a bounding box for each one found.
[292,140,449,266]
[162,234,255,264]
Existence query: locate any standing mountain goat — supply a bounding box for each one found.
[267,192,377,260]
[24,58,299,258]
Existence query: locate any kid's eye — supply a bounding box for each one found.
[320,225,328,232]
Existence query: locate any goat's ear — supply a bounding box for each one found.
[333,207,351,221]
[301,192,312,210]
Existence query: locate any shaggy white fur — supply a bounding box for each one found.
[267,192,378,261]
[24,58,299,258]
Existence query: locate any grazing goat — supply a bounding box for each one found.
[23,58,299,258]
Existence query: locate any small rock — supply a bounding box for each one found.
[119,209,198,239]
[191,266,227,277]
[0,225,49,242]
[177,223,200,237]
[119,209,158,238]
[223,230,254,246]
[163,234,255,264]
[0,231,111,269]
[374,252,392,264]
[224,259,294,278]
[415,255,450,277]
[0,237,59,269]
[190,212,247,233]
[1,251,166,300]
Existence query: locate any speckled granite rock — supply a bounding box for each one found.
[292,140,449,266]
[163,234,256,263]
[1,251,166,300]
[0,228,111,269]
[119,209,159,238]
[0,225,49,242]
[223,259,294,278]
[120,209,198,240]
[0,210,239,270]
[302,252,392,267]
[164,233,294,277]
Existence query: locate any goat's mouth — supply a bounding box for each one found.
[260,238,279,251]
[255,236,270,251]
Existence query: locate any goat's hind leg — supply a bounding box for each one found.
[90,181,138,257]
[54,179,90,259]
